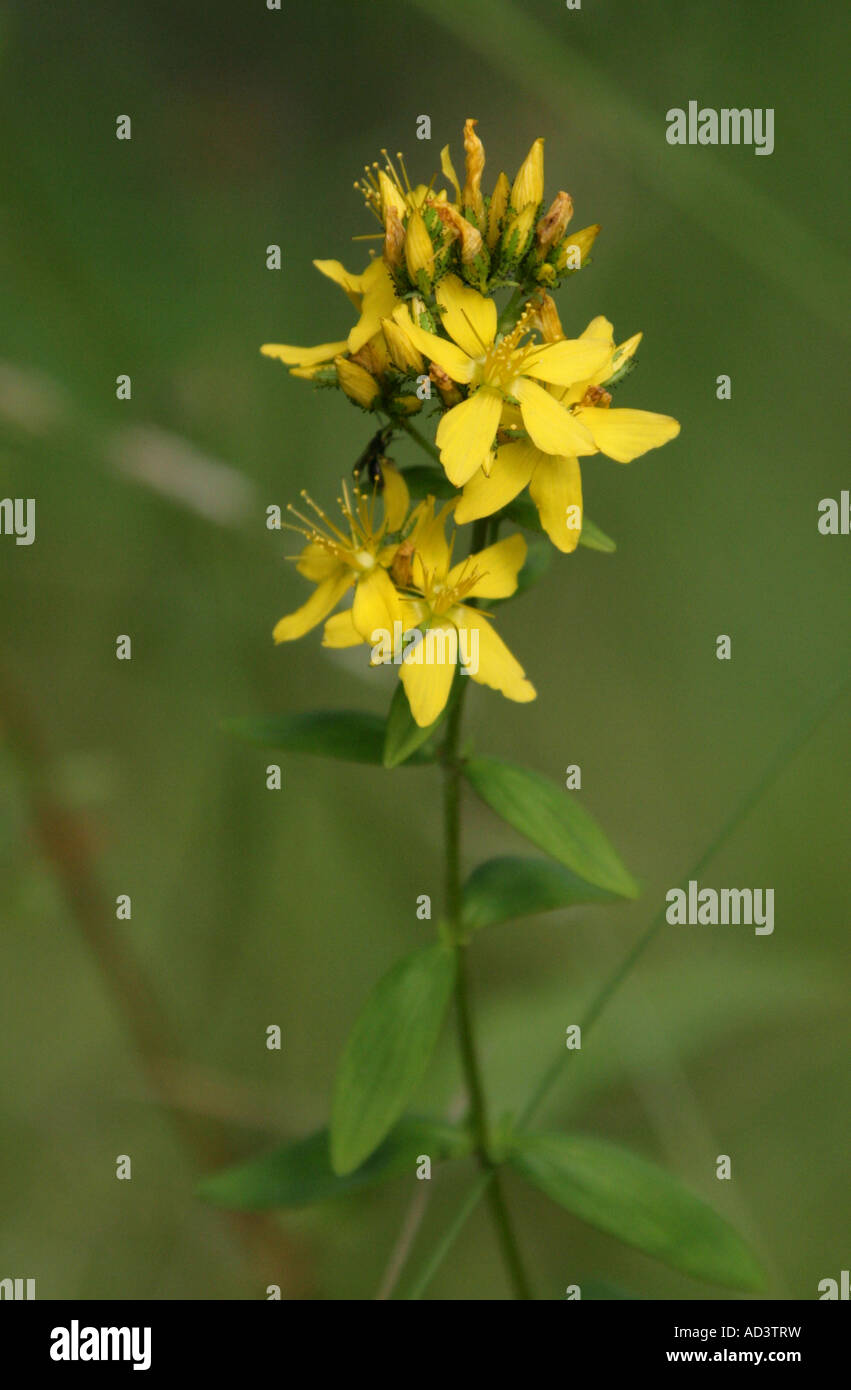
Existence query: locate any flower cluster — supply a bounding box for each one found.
[264,121,680,725]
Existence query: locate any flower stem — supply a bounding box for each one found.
[440,585,533,1300]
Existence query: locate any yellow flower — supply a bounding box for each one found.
[393,276,611,486]
[456,316,681,550]
[273,468,410,644]
[261,258,398,373]
[324,499,535,726]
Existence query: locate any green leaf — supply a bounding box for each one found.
[383,680,445,768]
[509,1133,765,1290]
[463,756,639,898]
[331,944,457,1175]
[461,855,617,933]
[577,516,617,553]
[198,1115,471,1211]
[224,711,434,766]
[504,496,616,552]
[399,464,455,501]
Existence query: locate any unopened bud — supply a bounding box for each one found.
[532,292,564,343]
[335,356,380,409]
[378,169,407,221]
[535,191,573,254]
[404,210,435,290]
[462,117,486,226]
[384,205,405,270]
[556,223,600,272]
[499,203,537,265]
[486,172,510,250]
[382,317,424,373]
[510,137,544,212]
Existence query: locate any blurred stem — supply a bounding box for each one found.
[437,517,532,1301]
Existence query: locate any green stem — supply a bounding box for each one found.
[497,284,527,331]
[439,566,533,1300]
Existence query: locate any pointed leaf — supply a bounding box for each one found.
[509,1133,765,1290]
[461,855,618,933]
[463,756,639,898]
[331,944,457,1175]
[198,1116,471,1210]
[383,680,446,768]
[224,710,434,765]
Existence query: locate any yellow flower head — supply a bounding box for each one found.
[456,316,681,550]
[392,276,611,485]
[324,498,536,727]
[273,467,410,645]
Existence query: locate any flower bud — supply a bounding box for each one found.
[404,210,435,291]
[462,117,486,226]
[556,223,600,272]
[378,169,406,221]
[510,137,544,212]
[486,172,510,250]
[383,205,405,271]
[335,355,380,409]
[381,317,424,373]
[499,203,537,266]
[535,191,573,254]
[434,202,484,264]
[531,292,564,343]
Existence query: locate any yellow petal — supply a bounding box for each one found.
[450,606,536,703]
[261,341,347,367]
[435,275,497,358]
[436,386,503,486]
[448,533,527,598]
[440,145,462,203]
[523,336,612,386]
[322,608,365,648]
[575,408,681,462]
[312,259,367,307]
[528,454,583,553]
[580,315,615,344]
[455,439,538,522]
[348,262,398,354]
[380,463,409,532]
[273,569,352,643]
[400,622,458,727]
[392,304,474,383]
[409,500,454,582]
[296,542,340,581]
[352,564,402,641]
[514,377,595,456]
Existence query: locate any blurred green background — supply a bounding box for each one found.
[1,0,848,1300]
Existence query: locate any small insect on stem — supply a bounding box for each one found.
[352,425,395,489]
